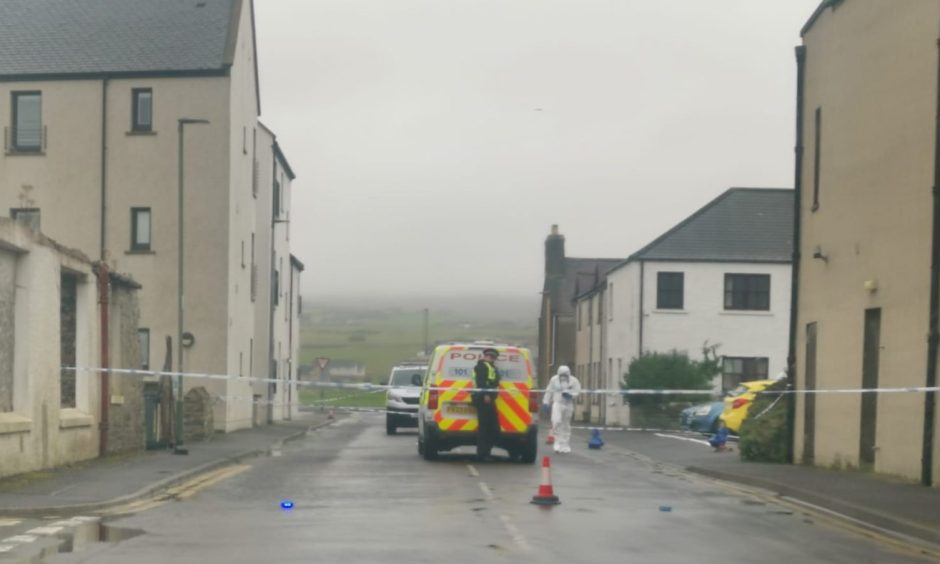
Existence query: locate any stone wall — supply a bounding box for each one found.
[183,387,214,442]
[0,251,14,412]
[106,279,145,453]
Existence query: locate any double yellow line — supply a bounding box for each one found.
[103,464,252,516]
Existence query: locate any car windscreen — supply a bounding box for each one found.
[389,369,425,386]
[438,349,528,382]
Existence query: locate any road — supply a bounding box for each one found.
[34,415,937,563]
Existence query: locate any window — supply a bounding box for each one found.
[273,179,281,218]
[250,233,257,301]
[724,274,770,311]
[131,88,153,132]
[577,302,582,330]
[11,91,42,152]
[812,107,821,211]
[241,241,246,268]
[11,208,40,231]
[608,283,614,320]
[242,126,247,155]
[252,129,258,198]
[60,272,78,408]
[588,298,593,326]
[138,329,150,370]
[656,272,684,309]
[273,270,280,306]
[130,208,152,251]
[721,357,768,391]
[596,293,602,325]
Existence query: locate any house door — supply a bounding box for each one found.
[803,322,817,464]
[860,308,881,468]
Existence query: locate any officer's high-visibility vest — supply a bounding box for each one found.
[483,362,498,386]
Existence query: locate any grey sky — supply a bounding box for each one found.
[254,0,821,299]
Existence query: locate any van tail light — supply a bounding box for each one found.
[529,391,539,413]
[428,388,439,410]
[732,398,750,410]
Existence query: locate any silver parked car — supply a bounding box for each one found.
[385,362,427,434]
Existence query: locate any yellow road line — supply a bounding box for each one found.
[102,464,252,516]
[705,478,940,562]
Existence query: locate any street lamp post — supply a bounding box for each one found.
[176,118,209,452]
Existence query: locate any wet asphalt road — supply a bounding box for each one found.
[43,415,936,563]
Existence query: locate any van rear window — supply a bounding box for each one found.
[438,350,529,382]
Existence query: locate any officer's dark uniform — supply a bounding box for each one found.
[472,349,501,459]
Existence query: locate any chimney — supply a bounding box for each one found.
[545,224,565,279]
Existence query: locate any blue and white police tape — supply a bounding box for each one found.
[61,367,940,396]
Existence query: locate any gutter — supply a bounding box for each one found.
[921,38,940,487]
[787,46,807,465]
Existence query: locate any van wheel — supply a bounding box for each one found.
[520,428,538,464]
[386,415,396,435]
[422,433,438,461]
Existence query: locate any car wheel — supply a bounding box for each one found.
[386,415,396,435]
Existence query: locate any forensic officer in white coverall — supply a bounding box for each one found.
[543,365,581,453]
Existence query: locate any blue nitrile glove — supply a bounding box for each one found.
[562,392,572,400]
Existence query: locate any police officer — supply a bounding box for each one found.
[472,348,501,460]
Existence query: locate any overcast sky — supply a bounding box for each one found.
[253,0,821,300]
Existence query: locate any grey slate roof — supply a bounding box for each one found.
[0,0,236,78]
[629,188,794,264]
[560,258,622,311]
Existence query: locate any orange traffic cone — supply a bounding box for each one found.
[530,456,561,506]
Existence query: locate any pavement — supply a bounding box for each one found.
[577,427,940,549]
[0,412,334,517]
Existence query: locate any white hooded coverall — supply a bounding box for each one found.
[543,366,581,453]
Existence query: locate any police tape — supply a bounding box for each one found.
[62,367,940,396]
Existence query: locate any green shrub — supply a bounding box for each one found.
[738,379,789,463]
[622,347,719,429]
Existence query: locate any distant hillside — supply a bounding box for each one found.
[299,294,539,382]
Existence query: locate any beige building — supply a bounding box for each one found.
[538,225,621,389]
[0,0,302,433]
[0,219,148,478]
[793,0,940,486]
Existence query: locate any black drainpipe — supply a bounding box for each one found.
[100,78,109,261]
[786,46,807,465]
[921,39,940,488]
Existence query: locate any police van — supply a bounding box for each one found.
[417,342,539,463]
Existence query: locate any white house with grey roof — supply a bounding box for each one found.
[0,0,303,436]
[574,188,793,425]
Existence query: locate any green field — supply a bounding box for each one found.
[299,297,538,384]
[298,388,387,409]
